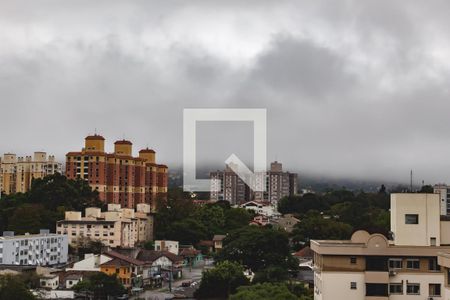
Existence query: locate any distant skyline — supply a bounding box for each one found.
[2,1,450,185]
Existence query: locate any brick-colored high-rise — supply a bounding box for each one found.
[66,135,168,210]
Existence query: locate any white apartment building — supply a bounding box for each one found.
[0,230,68,266]
[312,193,450,300]
[56,203,153,248]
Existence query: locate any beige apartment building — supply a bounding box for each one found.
[56,203,153,248]
[312,193,450,300]
[0,152,62,195]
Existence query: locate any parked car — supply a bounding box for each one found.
[181,280,192,287]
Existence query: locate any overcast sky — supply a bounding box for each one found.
[1,0,450,185]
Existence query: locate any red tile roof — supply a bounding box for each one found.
[103,250,145,266]
[114,140,132,145]
[85,135,105,141]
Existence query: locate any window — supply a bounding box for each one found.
[350,282,357,290]
[406,259,420,269]
[405,214,419,224]
[431,237,437,246]
[406,283,420,295]
[366,283,388,297]
[429,283,441,297]
[429,258,441,271]
[389,283,403,295]
[350,257,357,264]
[388,258,402,269]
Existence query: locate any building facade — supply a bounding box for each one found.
[312,193,450,300]
[0,152,62,195]
[0,230,68,266]
[56,203,153,248]
[434,184,450,216]
[65,135,168,210]
[210,161,298,205]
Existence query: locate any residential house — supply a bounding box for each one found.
[137,249,184,280]
[274,214,300,233]
[213,235,226,252]
[239,201,281,218]
[66,253,113,272]
[100,251,146,288]
[179,248,203,267]
[154,240,179,255]
[64,274,83,289]
[249,215,270,226]
[40,274,59,290]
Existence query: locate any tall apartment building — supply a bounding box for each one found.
[0,152,62,195]
[65,135,168,210]
[0,230,68,266]
[210,161,298,205]
[56,203,153,248]
[312,193,450,300]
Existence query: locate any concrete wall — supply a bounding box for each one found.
[315,271,365,300]
[391,193,440,246]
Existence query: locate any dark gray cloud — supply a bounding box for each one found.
[1,0,450,185]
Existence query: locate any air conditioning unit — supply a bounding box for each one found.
[388,270,397,276]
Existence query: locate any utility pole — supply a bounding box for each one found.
[410,170,413,192]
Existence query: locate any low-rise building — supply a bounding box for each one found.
[154,240,179,255]
[64,274,83,289]
[213,235,226,252]
[66,253,113,272]
[100,251,146,288]
[0,230,68,266]
[312,193,450,300]
[56,204,153,248]
[239,201,281,218]
[273,214,300,233]
[40,274,60,290]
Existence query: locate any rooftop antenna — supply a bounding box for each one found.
[410,170,413,192]
[94,128,97,135]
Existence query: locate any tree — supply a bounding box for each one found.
[291,211,352,249]
[193,205,226,236]
[224,208,253,232]
[217,226,291,272]
[27,173,102,211]
[419,185,434,193]
[165,218,208,245]
[0,276,37,300]
[230,283,301,300]
[253,266,289,283]
[194,261,250,299]
[72,273,126,299]
[8,204,46,234]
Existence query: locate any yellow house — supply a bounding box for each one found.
[100,251,146,287]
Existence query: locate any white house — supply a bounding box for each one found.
[66,253,112,272]
[40,274,59,290]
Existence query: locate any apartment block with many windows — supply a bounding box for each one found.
[56,203,153,248]
[65,135,167,210]
[0,152,62,195]
[210,161,298,205]
[312,193,450,300]
[0,230,68,266]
